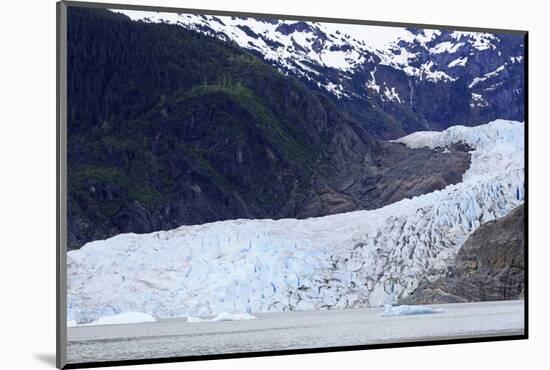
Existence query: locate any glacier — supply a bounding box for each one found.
[67,120,524,324]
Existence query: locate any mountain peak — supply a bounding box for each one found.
[111,9,524,138]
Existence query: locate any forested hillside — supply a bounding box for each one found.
[67,8,470,249]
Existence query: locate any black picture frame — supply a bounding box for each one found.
[56,1,529,368]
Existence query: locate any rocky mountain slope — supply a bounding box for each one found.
[67,8,470,250]
[67,120,524,323]
[116,9,525,138]
[399,203,525,304]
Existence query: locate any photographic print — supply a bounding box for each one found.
[57,1,527,367]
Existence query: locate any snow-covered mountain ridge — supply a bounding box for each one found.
[115,10,516,86]
[112,9,525,137]
[67,120,524,323]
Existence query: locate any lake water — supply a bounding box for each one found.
[67,300,524,364]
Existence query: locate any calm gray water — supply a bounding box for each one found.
[67,300,524,364]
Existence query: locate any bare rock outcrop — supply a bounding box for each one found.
[399,203,525,304]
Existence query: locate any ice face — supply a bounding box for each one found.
[67,120,524,323]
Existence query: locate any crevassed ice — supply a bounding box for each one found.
[67,120,524,323]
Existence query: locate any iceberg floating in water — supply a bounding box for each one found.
[187,312,256,323]
[70,312,156,326]
[381,305,442,317]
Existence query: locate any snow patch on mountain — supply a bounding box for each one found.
[470,93,488,108]
[399,29,441,46]
[67,120,524,324]
[430,41,464,54]
[383,86,401,103]
[448,57,468,68]
[321,81,348,98]
[451,31,497,51]
[417,61,457,82]
[468,64,507,88]
[366,66,381,93]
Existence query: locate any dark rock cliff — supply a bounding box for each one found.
[399,203,525,304]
